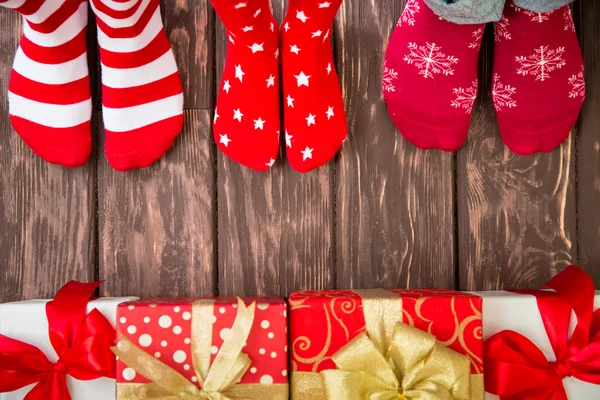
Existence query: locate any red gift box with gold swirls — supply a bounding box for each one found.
[113,297,288,399]
[289,289,484,400]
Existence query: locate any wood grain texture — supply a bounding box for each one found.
[576,0,600,281]
[97,110,217,298]
[216,0,335,297]
[335,0,456,290]
[457,28,577,291]
[164,0,213,109]
[0,10,97,302]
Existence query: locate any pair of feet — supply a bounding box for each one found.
[211,0,347,173]
[384,0,585,155]
[4,0,184,171]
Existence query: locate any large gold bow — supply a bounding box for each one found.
[292,289,479,400]
[112,298,287,400]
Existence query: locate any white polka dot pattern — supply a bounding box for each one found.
[115,297,288,386]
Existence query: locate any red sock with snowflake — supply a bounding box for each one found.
[211,0,280,172]
[281,0,347,173]
[383,0,485,151]
[492,2,584,155]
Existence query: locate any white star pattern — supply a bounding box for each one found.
[312,30,322,38]
[323,29,329,42]
[266,158,275,167]
[318,2,331,7]
[306,113,316,126]
[229,35,235,44]
[285,131,293,148]
[326,106,334,120]
[223,80,231,93]
[290,45,301,54]
[254,117,265,130]
[253,8,261,18]
[326,63,332,75]
[242,26,254,32]
[284,22,290,32]
[275,49,279,58]
[220,134,231,147]
[214,109,219,123]
[296,10,309,23]
[266,75,275,87]
[248,43,264,53]
[233,109,243,122]
[295,72,311,87]
[301,146,313,161]
[287,95,294,108]
[270,22,274,32]
[234,2,246,9]
[235,65,245,82]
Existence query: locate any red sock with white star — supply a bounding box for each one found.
[383,0,484,151]
[211,0,280,171]
[492,2,585,155]
[281,0,347,173]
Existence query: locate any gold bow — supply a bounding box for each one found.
[292,289,479,400]
[112,298,288,400]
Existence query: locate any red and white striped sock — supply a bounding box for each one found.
[90,0,184,171]
[4,0,92,168]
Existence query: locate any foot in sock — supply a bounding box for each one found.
[90,0,184,171]
[281,0,347,173]
[4,0,92,167]
[492,2,585,155]
[383,0,484,152]
[211,0,280,172]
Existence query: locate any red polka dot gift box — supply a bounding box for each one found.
[113,296,288,399]
[289,289,484,400]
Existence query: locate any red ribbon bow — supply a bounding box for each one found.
[0,281,117,400]
[485,265,600,400]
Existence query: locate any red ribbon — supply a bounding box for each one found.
[0,281,117,400]
[485,265,600,400]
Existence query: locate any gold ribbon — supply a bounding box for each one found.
[292,289,477,400]
[112,298,288,400]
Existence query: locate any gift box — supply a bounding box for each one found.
[113,296,289,399]
[480,265,600,399]
[0,281,137,400]
[289,289,484,400]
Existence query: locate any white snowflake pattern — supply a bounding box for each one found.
[403,42,459,79]
[494,15,511,42]
[468,28,484,49]
[564,7,575,32]
[382,61,399,92]
[451,81,477,113]
[397,0,420,27]
[492,74,517,111]
[523,9,555,23]
[515,46,566,82]
[568,69,585,99]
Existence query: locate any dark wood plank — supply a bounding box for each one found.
[97,110,217,298]
[164,0,214,109]
[0,10,97,302]
[334,0,456,290]
[457,28,577,291]
[217,0,335,297]
[576,0,600,283]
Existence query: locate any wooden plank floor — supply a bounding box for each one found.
[1,0,598,301]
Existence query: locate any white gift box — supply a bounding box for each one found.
[478,291,600,399]
[0,296,138,400]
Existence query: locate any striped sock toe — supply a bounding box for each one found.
[91,0,184,172]
[3,0,92,167]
